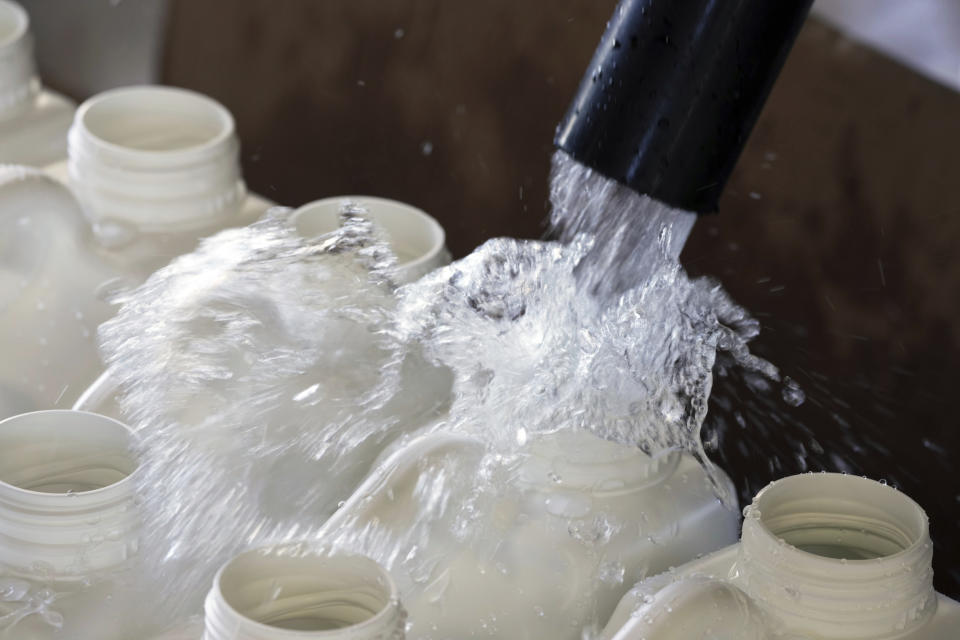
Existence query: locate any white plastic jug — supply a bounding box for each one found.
[319,430,740,639]
[0,85,272,418]
[0,0,74,165]
[0,409,140,640]
[601,472,960,640]
[154,546,404,640]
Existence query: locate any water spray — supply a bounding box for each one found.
[552,0,813,291]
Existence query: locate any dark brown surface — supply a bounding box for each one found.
[163,0,603,255]
[164,1,960,596]
[696,20,960,596]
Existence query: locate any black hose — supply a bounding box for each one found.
[555,0,813,213]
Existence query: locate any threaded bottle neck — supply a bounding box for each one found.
[67,85,246,233]
[0,410,139,581]
[737,473,937,638]
[203,547,404,640]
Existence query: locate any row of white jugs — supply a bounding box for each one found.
[3,410,958,639]
[1,0,958,637]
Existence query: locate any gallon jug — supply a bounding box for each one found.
[153,546,404,640]
[601,472,960,640]
[319,429,740,639]
[0,0,74,166]
[0,85,272,418]
[0,410,140,640]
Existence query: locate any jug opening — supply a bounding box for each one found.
[78,86,232,153]
[211,548,401,638]
[790,528,905,560]
[292,196,446,270]
[740,474,937,638]
[0,411,139,578]
[753,473,926,564]
[0,410,135,497]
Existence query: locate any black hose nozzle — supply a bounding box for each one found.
[555,0,813,213]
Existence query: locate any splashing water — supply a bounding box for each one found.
[549,151,697,299]
[89,153,795,636]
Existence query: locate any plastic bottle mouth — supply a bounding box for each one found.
[740,473,936,638]
[0,410,139,579]
[205,546,403,640]
[76,85,233,157]
[291,196,449,283]
[0,0,38,118]
[67,85,246,232]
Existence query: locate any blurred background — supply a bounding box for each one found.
[19,0,960,597]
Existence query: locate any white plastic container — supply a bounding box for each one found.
[0,409,140,639]
[601,473,960,639]
[155,546,404,640]
[0,85,272,418]
[0,0,74,165]
[319,430,739,639]
[292,196,451,284]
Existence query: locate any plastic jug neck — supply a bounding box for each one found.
[67,85,246,234]
[517,430,678,494]
[737,473,937,638]
[291,197,449,284]
[0,410,139,581]
[203,547,404,640]
[0,0,38,119]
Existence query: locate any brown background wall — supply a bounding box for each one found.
[162,1,960,596]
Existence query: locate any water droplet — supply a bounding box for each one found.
[780,376,805,407]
